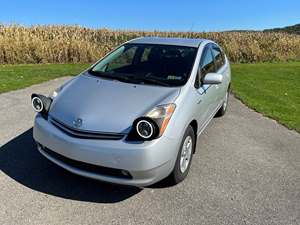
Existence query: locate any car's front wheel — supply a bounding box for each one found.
[168,125,195,185]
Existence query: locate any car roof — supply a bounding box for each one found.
[128,37,205,48]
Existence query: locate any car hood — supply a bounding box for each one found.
[49,74,181,133]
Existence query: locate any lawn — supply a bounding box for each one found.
[231,62,300,132]
[0,62,299,132]
[0,63,90,94]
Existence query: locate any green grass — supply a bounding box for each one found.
[231,62,300,132]
[0,63,90,94]
[0,62,299,132]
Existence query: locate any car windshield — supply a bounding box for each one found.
[89,44,197,87]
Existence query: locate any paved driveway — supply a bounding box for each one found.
[0,77,299,225]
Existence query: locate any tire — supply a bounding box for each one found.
[168,125,195,185]
[215,88,230,117]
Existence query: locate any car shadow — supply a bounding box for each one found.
[0,128,141,203]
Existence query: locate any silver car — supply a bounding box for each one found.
[31,37,231,187]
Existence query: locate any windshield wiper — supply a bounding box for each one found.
[137,77,171,87]
[88,70,170,86]
[88,70,137,83]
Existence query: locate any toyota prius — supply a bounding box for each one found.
[31,37,231,186]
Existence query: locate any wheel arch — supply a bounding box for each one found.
[189,120,198,154]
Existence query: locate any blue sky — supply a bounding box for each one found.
[1,0,299,31]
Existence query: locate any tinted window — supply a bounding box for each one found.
[211,46,225,71]
[200,46,215,77]
[90,44,197,87]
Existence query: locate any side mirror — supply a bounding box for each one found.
[202,73,223,85]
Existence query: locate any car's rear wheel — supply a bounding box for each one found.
[168,125,195,185]
[215,88,230,117]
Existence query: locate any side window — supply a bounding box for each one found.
[194,45,215,88]
[211,46,225,71]
[200,46,215,77]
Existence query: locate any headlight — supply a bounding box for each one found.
[31,96,44,112]
[146,103,176,136]
[135,118,159,140]
[127,103,176,141]
[31,93,52,117]
[136,120,153,139]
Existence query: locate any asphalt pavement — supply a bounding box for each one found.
[0,77,299,225]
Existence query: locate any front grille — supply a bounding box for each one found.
[41,146,132,179]
[50,117,125,140]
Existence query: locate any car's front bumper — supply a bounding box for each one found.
[33,115,181,187]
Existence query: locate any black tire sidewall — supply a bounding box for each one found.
[170,125,195,184]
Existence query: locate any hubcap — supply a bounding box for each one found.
[180,136,193,173]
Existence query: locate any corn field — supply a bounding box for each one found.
[1,24,300,64]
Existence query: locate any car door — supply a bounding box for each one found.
[211,44,229,107]
[194,44,217,128]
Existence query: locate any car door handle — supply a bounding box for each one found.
[197,99,202,104]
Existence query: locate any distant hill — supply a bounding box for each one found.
[264,23,300,35]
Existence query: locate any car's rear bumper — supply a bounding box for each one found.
[33,115,180,187]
